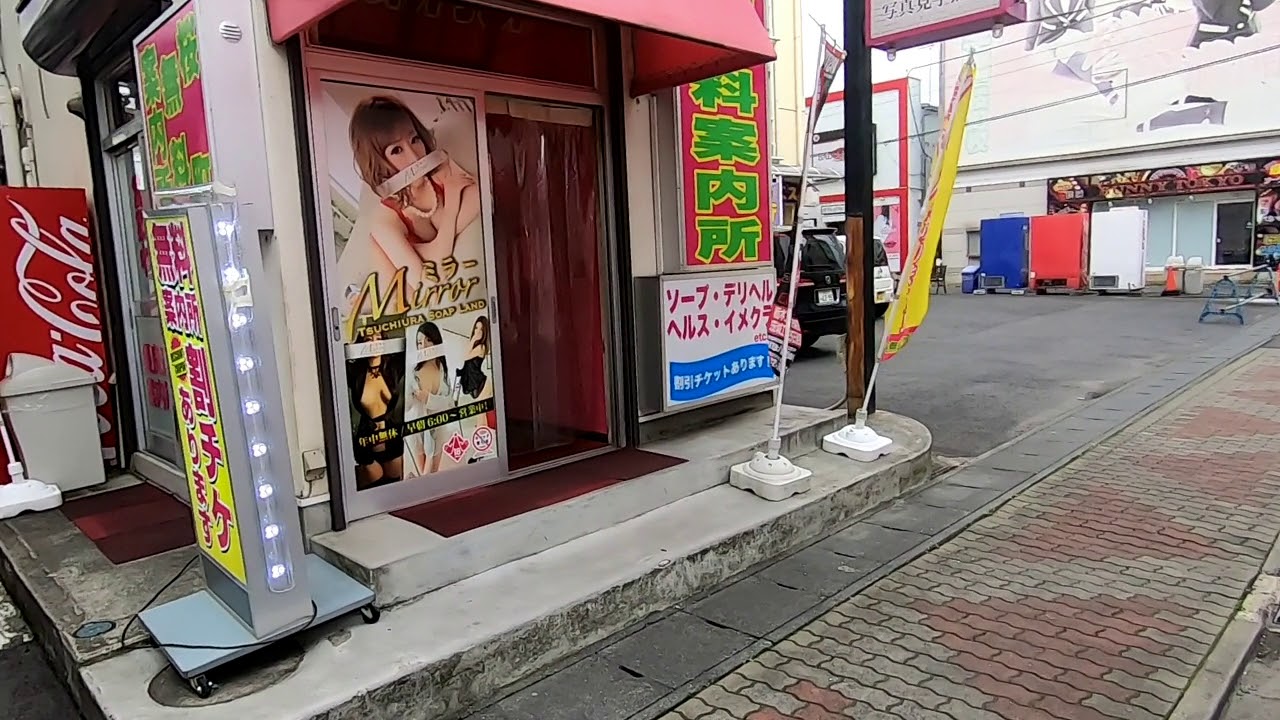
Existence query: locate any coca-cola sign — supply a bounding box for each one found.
[0,188,118,478]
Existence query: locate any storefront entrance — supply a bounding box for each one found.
[303,2,617,520]
[486,99,610,471]
[94,58,188,500]
[1216,200,1255,266]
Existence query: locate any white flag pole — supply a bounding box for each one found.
[730,26,843,501]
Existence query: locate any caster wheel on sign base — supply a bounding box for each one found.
[360,604,381,624]
[189,674,214,699]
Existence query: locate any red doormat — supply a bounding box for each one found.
[392,447,685,537]
[62,483,195,565]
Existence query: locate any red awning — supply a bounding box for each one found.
[266,0,776,96]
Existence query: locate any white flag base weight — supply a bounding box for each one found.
[824,409,893,463]
[730,450,813,502]
[0,478,62,520]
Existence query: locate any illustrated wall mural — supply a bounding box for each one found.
[944,0,1280,165]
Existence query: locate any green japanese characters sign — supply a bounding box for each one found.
[677,0,770,267]
[136,3,213,192]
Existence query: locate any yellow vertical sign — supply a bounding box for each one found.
[882,57,976,361]
[145,214,247,584]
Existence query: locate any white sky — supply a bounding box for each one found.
[800,0,943,106]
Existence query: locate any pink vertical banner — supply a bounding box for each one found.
[135,1,213,192]
[677,0,771,268]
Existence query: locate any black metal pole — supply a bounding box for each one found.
[844,0,876,414]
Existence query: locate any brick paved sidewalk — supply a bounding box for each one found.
[666,350,1280,720]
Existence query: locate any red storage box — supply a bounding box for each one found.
[1029,213,1089,292]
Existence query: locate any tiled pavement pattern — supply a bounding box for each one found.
[664,351,1280,720]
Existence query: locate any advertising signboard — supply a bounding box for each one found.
[135,0,213,192]
[676,0,771,268]
[145,213,246,583]
[869,0,1026,51]
[661,269,777,409]
[0,187,118,478]
[1048,158,1280,213]
[315,80,499,514]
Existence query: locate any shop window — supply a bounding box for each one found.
[315,0,597,89]
[104,65,141,131]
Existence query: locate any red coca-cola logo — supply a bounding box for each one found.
[0,188,117,477]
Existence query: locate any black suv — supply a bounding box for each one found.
[773,228,890,349]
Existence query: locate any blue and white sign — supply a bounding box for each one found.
[661,270,778,410]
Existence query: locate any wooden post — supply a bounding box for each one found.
[844,0,876,416]
[845,215,868,412]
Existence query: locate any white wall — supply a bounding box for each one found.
[249,0,327,501]
[0,5,91,191]
[770,0,806,166]
[942,1,1280,168]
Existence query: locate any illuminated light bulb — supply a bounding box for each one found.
[270,563,287,579]
[215,220,236,237]
[244,399,262,415]
[991,22,1004,39]
[263,524,280,540]
[222,266,242,286]
[251,442,268,457]
[257,483,273,499]
[886,48,897,61]
[237,356,256,373]
[230,312,248,329]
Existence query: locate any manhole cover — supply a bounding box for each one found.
[73,620,116,639]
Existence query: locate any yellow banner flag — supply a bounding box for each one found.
[882,57,976,361]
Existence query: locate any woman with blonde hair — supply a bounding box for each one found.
[348,95,481,271]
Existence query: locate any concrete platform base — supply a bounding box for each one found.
[73,411,929,720]
[311,405,846,607]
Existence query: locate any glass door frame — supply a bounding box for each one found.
[484,95,618,475]
[300,41,622,521]
[1214,198,1257,267]
[93,59,190,500]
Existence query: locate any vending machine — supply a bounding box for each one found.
[1088,207,1149,294]
[1029,213,1089,293]
[978,216,1030,291]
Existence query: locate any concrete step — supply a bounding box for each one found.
[312,405,848,607]
[80,411,931,720]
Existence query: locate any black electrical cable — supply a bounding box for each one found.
[118,557,324,652]
[118,555,198,652]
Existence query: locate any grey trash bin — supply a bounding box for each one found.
[1184,257,1205,296]
[0,354,106,491]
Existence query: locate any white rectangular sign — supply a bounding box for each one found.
[661,270,778,409]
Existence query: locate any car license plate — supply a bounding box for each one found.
[817,289,836,305]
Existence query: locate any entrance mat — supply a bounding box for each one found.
[62,483,195,565]
[392,447,686,538]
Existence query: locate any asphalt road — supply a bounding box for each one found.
[783,293,1250,459]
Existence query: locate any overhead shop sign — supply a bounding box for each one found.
[1048,158,1280,212]
[868,0,1026,50]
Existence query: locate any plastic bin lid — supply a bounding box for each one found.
[962,264,980,273]
[0,353,95,396]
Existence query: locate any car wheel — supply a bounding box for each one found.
[875,303,889,319]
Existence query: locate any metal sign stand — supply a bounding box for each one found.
[136,200,374,699]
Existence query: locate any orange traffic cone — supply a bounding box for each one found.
[1162,264,1181,296]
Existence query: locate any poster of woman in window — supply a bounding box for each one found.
[321,83,498,490]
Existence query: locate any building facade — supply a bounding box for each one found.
[809,79,935,272]
[939,2,1280,275]
[13,0,778,537]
